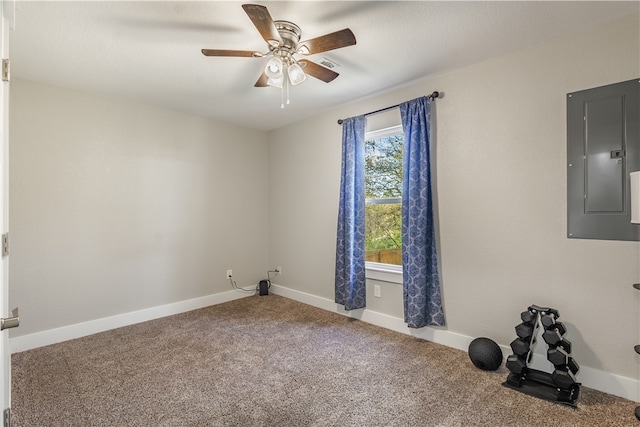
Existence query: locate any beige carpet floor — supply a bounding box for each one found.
[11,294,638,426]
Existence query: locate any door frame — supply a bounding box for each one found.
[1,0,13,418]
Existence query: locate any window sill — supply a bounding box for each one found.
[365,262,403,284]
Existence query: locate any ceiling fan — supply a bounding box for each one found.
[201,4,356,90]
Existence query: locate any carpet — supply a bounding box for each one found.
[11,294,638,426]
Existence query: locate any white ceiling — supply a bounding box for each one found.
[9,1,640,131]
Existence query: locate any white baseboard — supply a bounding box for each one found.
[9,290,252,354]
[269,284,640,402]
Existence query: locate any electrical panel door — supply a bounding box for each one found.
[567,79,640,241]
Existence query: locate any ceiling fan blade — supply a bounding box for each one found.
[201,49,260,57]
[299,60,339,83]
[297,29,356,55]
[242,4,282,46]
[254,73,269,87]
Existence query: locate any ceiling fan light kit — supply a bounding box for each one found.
[267,76,283,89]
[287,62,306,86]
[201,4,356,107]
[265,56,283,79]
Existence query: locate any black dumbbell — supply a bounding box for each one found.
[547,347,568,364]
[540,313,558,328]
[551,321,567,336]
[542,319,567,336]
[552,368,577,389]
[510,338,530,356]
[515,323,534,340]
[521,310,536,324]
[542,328,560,345]
[506,354,527,374]
[542,329,572,353]
[547,347,579,374]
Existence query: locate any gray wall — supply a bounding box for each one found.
[9,79,269,336]
[268,13,640,379]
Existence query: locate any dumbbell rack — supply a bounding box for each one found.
[504,304,581,407]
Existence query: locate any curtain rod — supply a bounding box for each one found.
[336,91,440,125]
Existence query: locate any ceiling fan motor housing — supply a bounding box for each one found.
[274,21,301,51]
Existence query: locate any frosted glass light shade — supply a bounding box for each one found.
[265,57,283,79]
[267,76,283,88]
[631,171,640,224]
[287,62,306,86]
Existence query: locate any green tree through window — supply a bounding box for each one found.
[365,128,403,266]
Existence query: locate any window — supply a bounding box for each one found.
[365,125,403,277]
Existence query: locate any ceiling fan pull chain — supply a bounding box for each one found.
[281,79,285,109]
[286,71,291,105]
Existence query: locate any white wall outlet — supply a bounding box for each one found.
[374,284,381,298]
[275,266,282,275]
[226,269,233,279]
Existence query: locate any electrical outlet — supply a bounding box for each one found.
[226,269,233,279]
[275,266,282,275]
[374,284,381,298]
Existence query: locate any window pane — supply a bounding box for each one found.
[365,130,403,267]
[365,203,402,266]
[365,134,403,199]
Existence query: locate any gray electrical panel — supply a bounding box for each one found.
[567,79,640,241]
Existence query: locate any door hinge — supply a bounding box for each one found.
[2,59,9,82]
[3,408,10,427]
[2,233,8,257]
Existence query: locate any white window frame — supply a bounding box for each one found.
[364,125,403,284]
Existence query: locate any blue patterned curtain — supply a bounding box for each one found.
[400,97,445,328]
[335,115,366,311]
